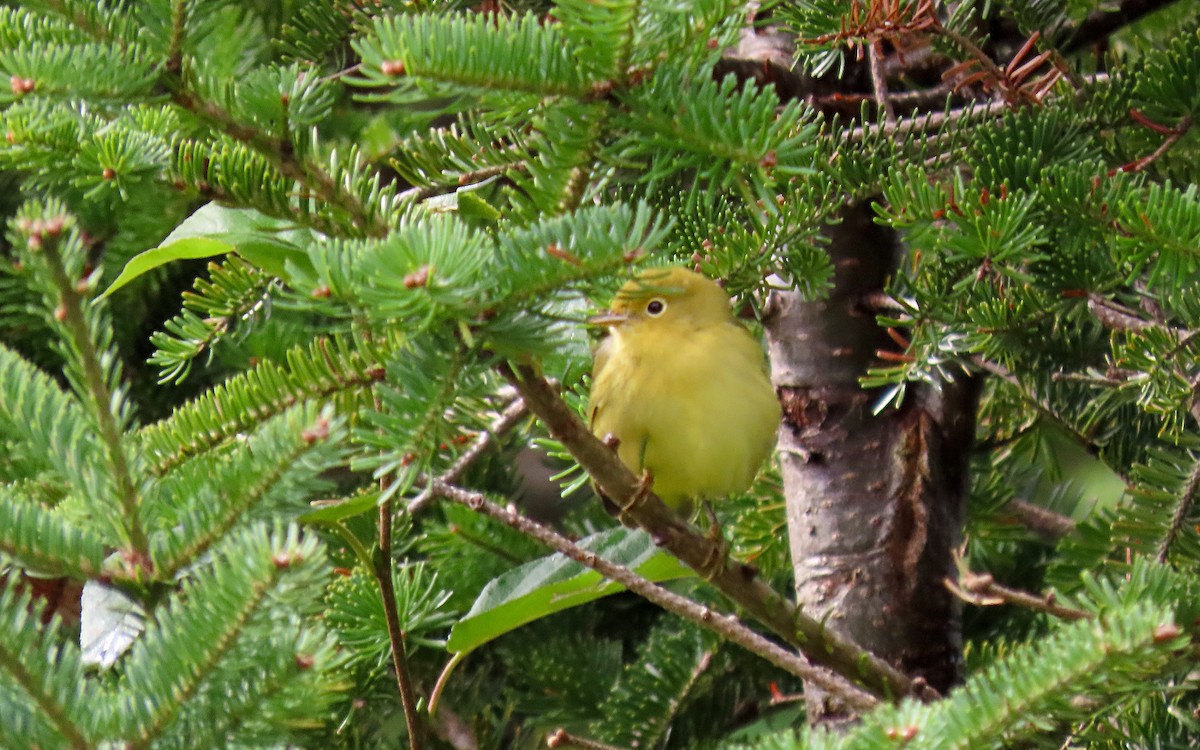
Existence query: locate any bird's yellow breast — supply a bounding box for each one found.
[589,316,779,509]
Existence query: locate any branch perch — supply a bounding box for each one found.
[497,362,921,701]
[430,479,879,711]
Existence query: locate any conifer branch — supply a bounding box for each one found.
[23,219,149,558]
[141,336,390,475]
[1155,454,1200,564]
[0,642,90,750]
[428,479,880,711]
[496,361,919,701]
[166,85,389,238]
[128,553,295,749]
[166,0,186,72]
[975,358,1129,481]
[153,418,332,579]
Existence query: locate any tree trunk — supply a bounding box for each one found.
[764,203,979,724]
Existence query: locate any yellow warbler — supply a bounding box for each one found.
[588,267,780,510]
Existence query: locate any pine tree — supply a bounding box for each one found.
[0,1,1198,748]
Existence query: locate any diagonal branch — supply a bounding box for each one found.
[496,361,922,701]
[429,479,880,712]
[1156,455,1200,565]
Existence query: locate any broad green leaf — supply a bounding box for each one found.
[447,527,692,654]
[103,203,317,297]
[102,237,232,297]
[299,492,381,523]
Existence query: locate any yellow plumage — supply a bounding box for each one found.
[588,267,780,510]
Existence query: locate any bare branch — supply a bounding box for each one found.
[946,568,1092,621]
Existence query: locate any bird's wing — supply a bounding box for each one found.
[588,336,616,428]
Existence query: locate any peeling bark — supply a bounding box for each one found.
[764,203,979,724]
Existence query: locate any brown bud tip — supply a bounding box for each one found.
[759,151,777,168]
[301,417,330,444]
[332,567,352,577]
[294,653,315,670]
[403,264,430,288]
[5,131,14,143]
[590,79,614,97]
[546,729,567,748]
[102,167,116,180]
[272,552,293,568]
[707,37,720,49]
[280,92,290,105]
[400,452,417,467]
[380,59,406,76]
[44,217,64,236]
[75,279,90,294]
[365,365,387,380]
[1153,623,1182,643]
[311,284,331,298]
[622,248,643,263]
[885,725,919,741]
[10,75,34,94]
[54,304,67,322]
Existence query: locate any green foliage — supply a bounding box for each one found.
[0,0,1198,748]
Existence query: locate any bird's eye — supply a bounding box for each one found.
[646,299,667,316]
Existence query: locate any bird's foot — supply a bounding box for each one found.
[698,501,729,580]
[613,469,654,527]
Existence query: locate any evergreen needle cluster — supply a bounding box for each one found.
[0,0,1197,748]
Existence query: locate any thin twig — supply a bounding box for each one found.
[947,568,1092,621]
[396,163,524,205]
[407,399,529,516]
[1006,498,1076,541]
[1087,293,1154,333]
[496,362,918,701]
[868,41,895,125]
[546,728,628,750]
[846,98,1010,142]
[429,480,880,711]
[1114,114,1193,174]
[377,497,425,750]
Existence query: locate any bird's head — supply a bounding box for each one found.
[589,267,733,330]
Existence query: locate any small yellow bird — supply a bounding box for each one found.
[588,267,780,511]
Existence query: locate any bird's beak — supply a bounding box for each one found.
[587,311,627,327]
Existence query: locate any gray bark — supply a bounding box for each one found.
[764,203,979,723]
